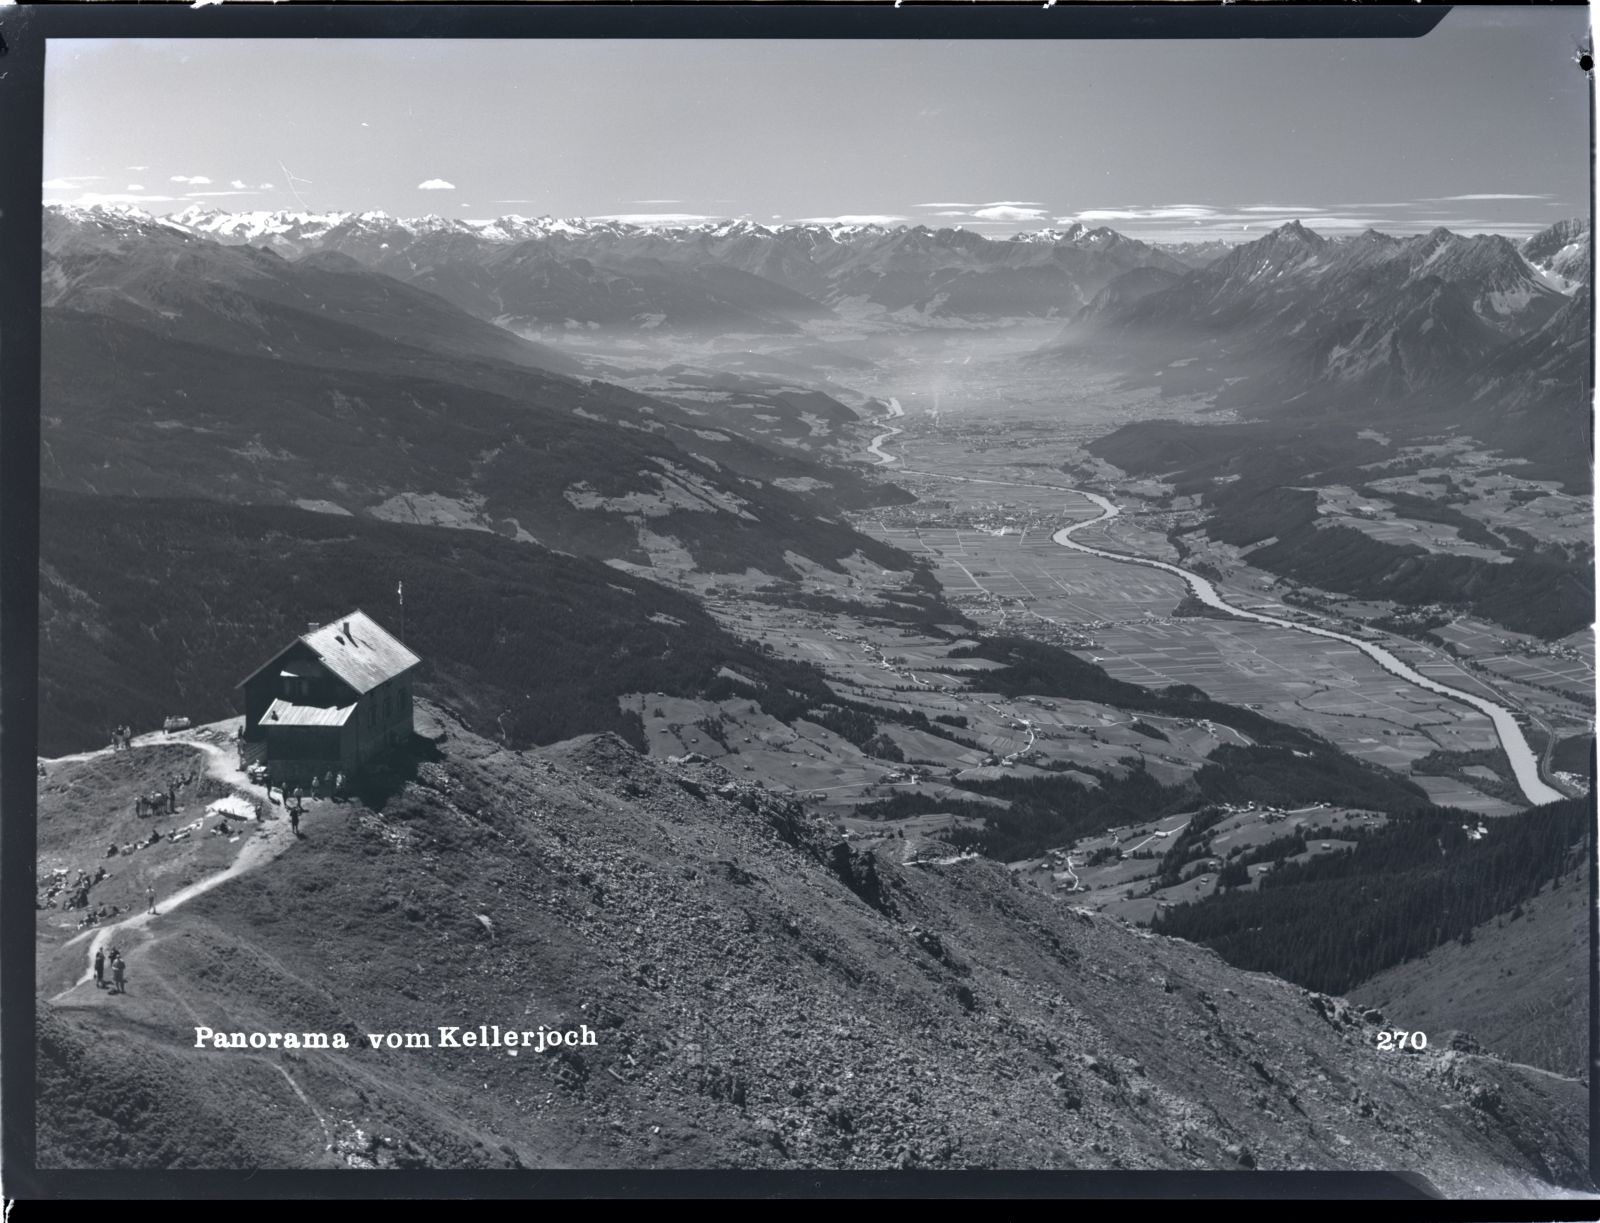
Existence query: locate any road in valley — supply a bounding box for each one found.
[1052,490,1564,807]
[870,423,1565,807]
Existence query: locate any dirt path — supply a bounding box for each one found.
[50,722,299,1003]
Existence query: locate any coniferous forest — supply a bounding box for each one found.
[1151,798,1591,995]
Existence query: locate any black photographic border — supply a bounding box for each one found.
[2,3,1594,1208]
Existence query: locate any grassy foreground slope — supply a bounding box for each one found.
[37,709,1590,1190]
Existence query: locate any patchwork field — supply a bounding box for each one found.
[1011,802,1392,926]
[863,513,1505,782]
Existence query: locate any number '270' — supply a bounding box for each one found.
[1376,1030,1428,1051]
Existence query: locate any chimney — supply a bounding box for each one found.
[306,622,319,634]
[342,620,351,637]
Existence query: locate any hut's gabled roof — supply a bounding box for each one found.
[239,609,420,695]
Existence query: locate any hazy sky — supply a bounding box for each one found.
[43,8,1592,243]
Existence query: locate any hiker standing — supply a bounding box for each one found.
[289,806,301,837]
[167,781,177,812]
[93,948,105,990]
[146,885,157,915]
[111,954,126,995]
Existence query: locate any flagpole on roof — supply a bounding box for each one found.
[398,578,405,644]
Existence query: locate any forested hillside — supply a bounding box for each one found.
[1152,798,1591,995]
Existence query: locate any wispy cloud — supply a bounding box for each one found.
[1065,205,1216,222]
[417,178,456,190]
[230,179,247,190]
[1425,193,1551,202]
[790,214,905,226]
[973,205,1049,223]
[43,176,104,190]
[183,190,263,198]
[170,174,212,185]
[127,165,149,172]
[126,184,144,192]
[980,200,1045,208]
[258,182,275,190]
[592,212,721,226]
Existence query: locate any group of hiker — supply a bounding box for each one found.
[109,725,135,752]
[268,773,345,803]
[93,947,128,995]
[41,865,108,913]
[263,775,343,837]
[133,770,198,818]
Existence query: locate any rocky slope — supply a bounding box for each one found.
[37,708,1591,1192]
[1522,218,1591,290]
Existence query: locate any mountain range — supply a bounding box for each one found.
[122,205,1192,327]
[41,206,914,579]
[1054,218,1591,483]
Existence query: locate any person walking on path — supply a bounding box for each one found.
[93,948,105,990]
[145,885,157,916]
[111,954,126,995]
[289,805,301,837]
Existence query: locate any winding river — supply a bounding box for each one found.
[1052,490,1564,806]
[868,407,1563,807]
[867,397,905,466]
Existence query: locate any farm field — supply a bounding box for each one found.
[624,575,1268,833]
[1011,802,1392,925]
[861,514,1506,782]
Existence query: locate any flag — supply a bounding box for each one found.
[397,580,404,602]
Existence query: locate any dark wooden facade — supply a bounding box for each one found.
[238,611,420,784]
